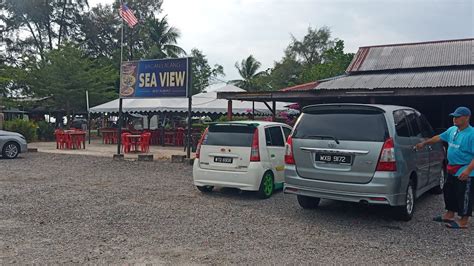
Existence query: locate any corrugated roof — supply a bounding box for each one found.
[316,68,474,90]
[347,39,474,73]
[280,81,319,91]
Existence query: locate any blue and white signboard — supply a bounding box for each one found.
[120,58,190,98]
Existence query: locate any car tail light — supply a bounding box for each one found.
[376,137,397,171]
[285,135,295,165]
[195,128,208,159]
[250,128,260,162]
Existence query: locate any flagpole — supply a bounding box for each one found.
[117,0,124,156]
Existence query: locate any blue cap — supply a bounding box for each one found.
[449,106,471,117]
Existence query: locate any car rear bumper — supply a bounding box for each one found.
[284,165,406,206]
[193,160,265,191]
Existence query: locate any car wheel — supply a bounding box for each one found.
[297,195,321,209]
[258,171,274,199]
[430,166,446,194]
[394,179,415,221]
[196,185,214,193]
[2,142,20,159]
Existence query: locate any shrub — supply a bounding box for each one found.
[37,120,55,141]
[4,119,37,142]
[216,115,249,122]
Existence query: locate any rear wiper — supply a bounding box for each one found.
[306,135,340,144]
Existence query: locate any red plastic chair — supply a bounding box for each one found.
[139,132,152,153]
[121,133,132,153]
[62,133,73,149]
[73,131,85,149]
[151,130,160,145]
[54,130,63,149]
[164,130,174,145]
[175,128,185,146]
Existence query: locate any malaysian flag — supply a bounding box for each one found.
[119,3,138,28]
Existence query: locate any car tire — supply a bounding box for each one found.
[196,185,214,193]
[393,179,415,221]
[430,166,446,195]
[2,142,20,159]
[257,171,274,199]
[297,195,321,209]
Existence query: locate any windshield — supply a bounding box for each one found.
[294,108,389,142]
[204,125,256,147]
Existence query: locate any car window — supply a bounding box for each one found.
[294,107,388,142]
[265,126,285,147]
[393,110,410,137]
[416,112,435,138]
[205,125,255,147]
[282,127,291,141]
[404,110,422,138]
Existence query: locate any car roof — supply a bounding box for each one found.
[302,103,415,113]
[210,120,290,127]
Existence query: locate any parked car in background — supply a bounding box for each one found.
[284,104,446,220]
[0,130,28,159]
[193,121,292,198]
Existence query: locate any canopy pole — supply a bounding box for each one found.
[252,101,255,120]
[117,99,123,155]
[186,57,193,159]
[272,101,276,122]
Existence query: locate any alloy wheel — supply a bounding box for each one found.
[406,184,414,215]
[5,143,19,158]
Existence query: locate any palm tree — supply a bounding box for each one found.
[230,55,266,92]
[143,16,186,59]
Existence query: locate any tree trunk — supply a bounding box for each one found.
[57,1,68,47]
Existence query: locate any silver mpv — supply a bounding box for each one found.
[284,104,446,221]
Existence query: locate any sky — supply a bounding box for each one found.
[89,0,474,81]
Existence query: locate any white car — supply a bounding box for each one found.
[193,121,292,198]
[0,130,28,159]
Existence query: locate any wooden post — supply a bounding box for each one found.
[252,101,255,120]
[227,100,232,121]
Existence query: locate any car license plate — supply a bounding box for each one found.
[214,156,233,164]
[315,154,352,165]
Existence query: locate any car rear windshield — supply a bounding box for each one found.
[293,107,388,142]
[204,125,255,147]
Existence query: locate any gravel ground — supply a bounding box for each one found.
[0,153,472,264]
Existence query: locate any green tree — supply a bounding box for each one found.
[190,49,225,95]
[230,55,267,92]
[266,52,303,90]
[300,40,354,83]
[142,16,186,59]
[287,26,333,65]
[76,4,121,59]
[28,44,117,122]
[0,0,89,62]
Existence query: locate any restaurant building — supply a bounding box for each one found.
[218,38,474,129]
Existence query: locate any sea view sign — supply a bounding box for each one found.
[120,58,190,98]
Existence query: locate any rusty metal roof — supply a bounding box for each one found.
[346,39,474,73]
[279,81,319,91]
[316,68,474,90]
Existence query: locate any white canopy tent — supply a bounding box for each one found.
[89,85,291,115]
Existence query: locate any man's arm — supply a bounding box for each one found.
[415,135,442,150]
[458,159,474,181]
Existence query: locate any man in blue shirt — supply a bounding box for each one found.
[416,106,474,229]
